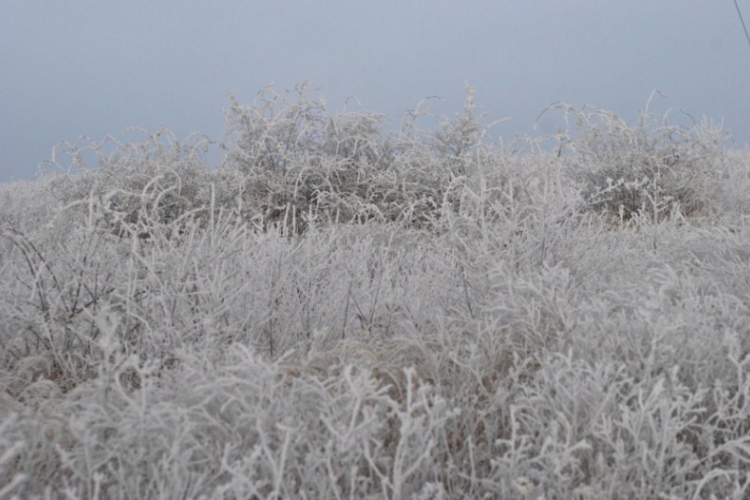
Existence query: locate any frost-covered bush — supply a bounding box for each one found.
[220,82,522,233]
[553,94,729,223]
[45,128,213,241]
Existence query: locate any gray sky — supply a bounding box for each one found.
[2,0,749,182]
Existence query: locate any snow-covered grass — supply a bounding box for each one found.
[1,84,750,498]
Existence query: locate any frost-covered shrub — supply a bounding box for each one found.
[220,82,520,233]
[45,128,213,240]
[220,82,396,230]
[554,95,729,223]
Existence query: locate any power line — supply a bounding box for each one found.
[734,0,750,49]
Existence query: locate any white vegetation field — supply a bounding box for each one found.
[2,84,750,499]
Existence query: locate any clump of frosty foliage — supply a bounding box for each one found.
[546,92,729,224]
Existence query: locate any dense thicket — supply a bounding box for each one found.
[1,84,749,499]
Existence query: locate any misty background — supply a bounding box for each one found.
[2,0,749,183]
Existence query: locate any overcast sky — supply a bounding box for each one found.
[2,0,750,182]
